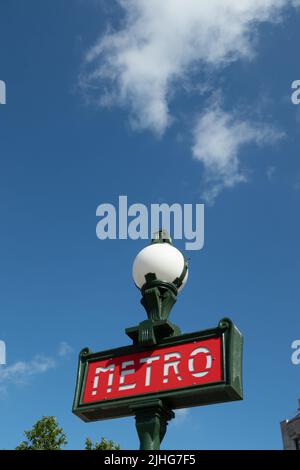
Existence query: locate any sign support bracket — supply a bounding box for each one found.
[131,399,175,450]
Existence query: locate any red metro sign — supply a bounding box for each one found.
[83,337,222,403]
[73,319,243,422]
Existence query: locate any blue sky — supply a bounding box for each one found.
[0,0,300,450]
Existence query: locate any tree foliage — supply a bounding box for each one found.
[15,415,120,450]
[84,437,120,450]
[16,416,67,450]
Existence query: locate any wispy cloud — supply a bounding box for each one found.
[174,408,189,426]
[0,342,74,396]
[266,165,276,181]
[192,99,284,203]
[293,172,300,191]
[0,355,55,388]
[58,341,74,358]
[79,0,298,199]
[80,0,298,135]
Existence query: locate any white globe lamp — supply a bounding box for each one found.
[127,230,188,345]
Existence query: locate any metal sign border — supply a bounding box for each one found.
[72,318,243,422]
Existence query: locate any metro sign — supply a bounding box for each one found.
[73,318,243,422]
[84,337,222,402]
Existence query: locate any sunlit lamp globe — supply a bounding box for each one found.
[132,240,188,292]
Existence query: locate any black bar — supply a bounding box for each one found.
[0,450,298,466]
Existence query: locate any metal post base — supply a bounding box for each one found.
[131,400,175,450]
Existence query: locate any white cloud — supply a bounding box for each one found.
[58,341,74,358]
[80,0,298,135]
[192,101,284,203]
[0,355,55,389]
[0,341,74,395]
[173,408,189,426]
[266,165,276,180]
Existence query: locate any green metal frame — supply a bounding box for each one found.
[72,317,243,424]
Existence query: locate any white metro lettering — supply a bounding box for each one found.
[188,347,212,378]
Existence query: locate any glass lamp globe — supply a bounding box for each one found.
[132,239,188,292]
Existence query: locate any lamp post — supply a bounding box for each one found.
[73,230,243,451]
[126,230,188,450]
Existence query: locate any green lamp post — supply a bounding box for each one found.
[72,230,243,451]
[125,230,188,450]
